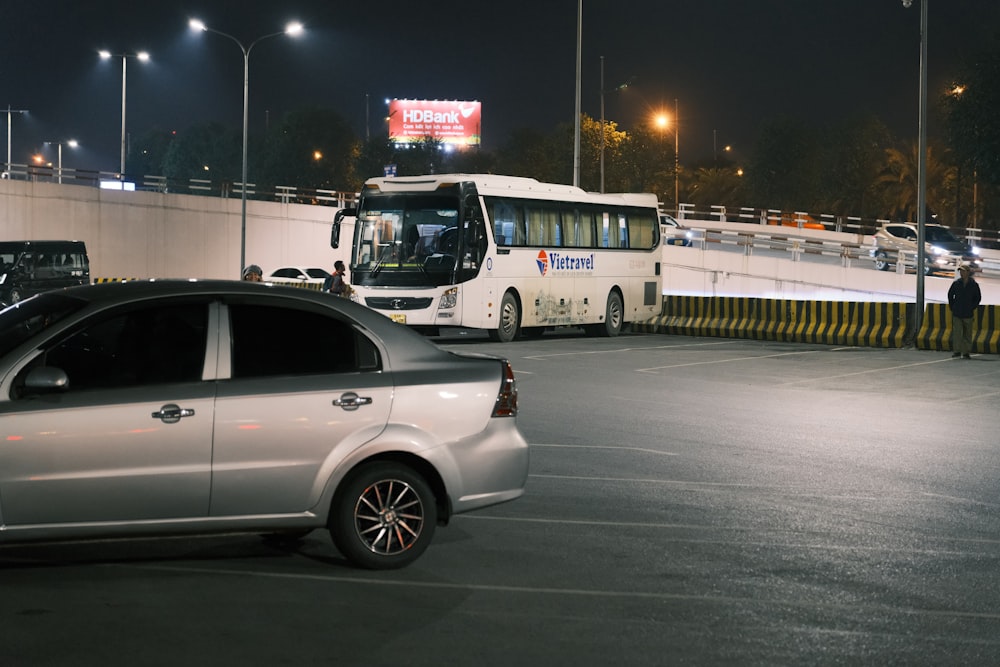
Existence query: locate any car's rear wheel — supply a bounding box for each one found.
[489,291,520,342]
[873,250,890,271]
[330,462,437,570]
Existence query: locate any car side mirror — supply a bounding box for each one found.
[24,366,69,391]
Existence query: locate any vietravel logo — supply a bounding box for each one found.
[536,250,595,276]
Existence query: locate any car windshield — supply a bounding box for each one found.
[0,292,87,357]
[925,227,961,244]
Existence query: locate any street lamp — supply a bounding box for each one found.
[654,104,681,216]
[4,106,29,175]
[189,17,304,277]
[43,139,79,184]
[902,0,928,341]
[99,50,150,179]
[599,56,630,194]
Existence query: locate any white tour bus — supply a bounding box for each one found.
[335,174,662,342]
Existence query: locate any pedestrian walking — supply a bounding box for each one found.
[947,263,981,359]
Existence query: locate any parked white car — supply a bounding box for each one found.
[268,266,330,285]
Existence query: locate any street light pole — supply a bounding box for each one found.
[189,19,303,276]
[902,0,928,341]
[99,50,150,179]
[44,139,78,184]
[5,106,29,173]
[674,98,680,217]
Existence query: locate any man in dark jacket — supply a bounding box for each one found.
[947,263,982,359]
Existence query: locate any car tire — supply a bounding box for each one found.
[873,251,890,271]
[330,462,437,570]
[489,291,520,342]
[585,291,623,338]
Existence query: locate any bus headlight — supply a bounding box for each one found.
[439,287,457,309]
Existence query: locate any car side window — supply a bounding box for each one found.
[228,304,380,378]
[23,302,208,393]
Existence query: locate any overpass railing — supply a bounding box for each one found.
[665,220,1000,278]
[4,161,996,249]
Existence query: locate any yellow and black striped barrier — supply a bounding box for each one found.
[916,303,1000,353]
[633,297,916,349]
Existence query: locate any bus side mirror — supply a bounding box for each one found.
[331,208,356,250]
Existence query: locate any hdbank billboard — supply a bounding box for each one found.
[388,99,482,146]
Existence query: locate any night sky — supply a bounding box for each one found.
[2,1,998,175]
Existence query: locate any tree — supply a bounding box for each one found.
[687,166,746,209]
[818,114,892,218]
[258,107,359,191]
[873,141,955,223]
[127,128,175,182]
[744,116,822,210]
[943,38,1000,188]
[161,122,241,184]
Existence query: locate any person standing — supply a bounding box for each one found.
[325,260,348,296]
[947,263,981,359]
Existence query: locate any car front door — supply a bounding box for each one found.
[0,300,215,527]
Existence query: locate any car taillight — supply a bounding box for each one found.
[492,360,518,417]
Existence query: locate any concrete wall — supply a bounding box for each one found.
[0,179,352,280]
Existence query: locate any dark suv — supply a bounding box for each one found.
[0,240,90,306]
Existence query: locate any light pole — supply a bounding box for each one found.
[43,139,79,184]
[902,0,928,341]
[573,0,582,188]
[673,98,680,216]
[99,50,149,179]
[5,106,29,175]
[655,106,681,215]
[189,18,303,276]
[599,57,630,194]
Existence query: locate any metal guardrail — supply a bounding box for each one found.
[4,160,994,249]
[664,224,1000,279]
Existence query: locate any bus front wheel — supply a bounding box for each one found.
[489,291,521,342]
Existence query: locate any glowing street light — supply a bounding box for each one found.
[654,103,681,215]
[43,139,79,184]
[189,18,304,277]
[99,50,150,179]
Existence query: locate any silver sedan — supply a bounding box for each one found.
[0,280,528,569]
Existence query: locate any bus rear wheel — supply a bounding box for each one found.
[489,291,521,342]
[586,291,623,337]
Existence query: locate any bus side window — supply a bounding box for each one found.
[628,210,656,249]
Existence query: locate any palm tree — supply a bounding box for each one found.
[874,141,956,222]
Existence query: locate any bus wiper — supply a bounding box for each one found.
[370,242,399,277]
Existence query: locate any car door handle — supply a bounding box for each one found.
[333,392,372,411]
[152,403,196,424]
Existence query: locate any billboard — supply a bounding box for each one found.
[387,99,481,146]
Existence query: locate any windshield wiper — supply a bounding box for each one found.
[370,242,400,278]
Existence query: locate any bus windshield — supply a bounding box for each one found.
[352,193,461,288]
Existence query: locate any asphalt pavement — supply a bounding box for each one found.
[2,330,998,666]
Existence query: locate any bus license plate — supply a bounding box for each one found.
[390,313,407,324]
